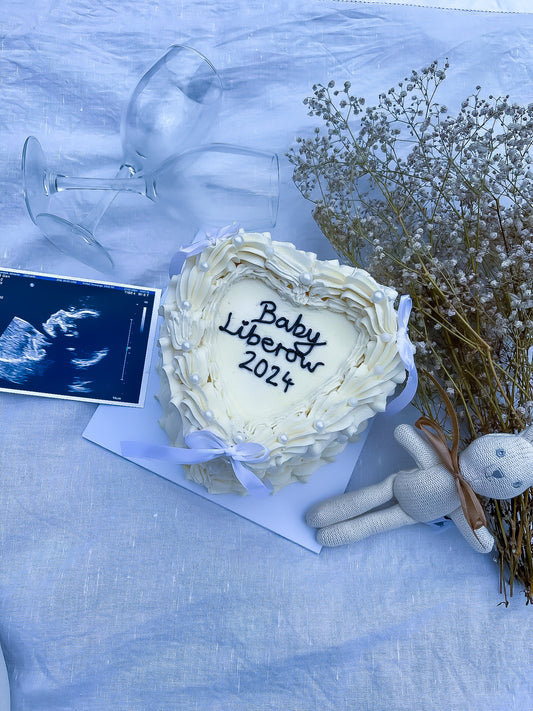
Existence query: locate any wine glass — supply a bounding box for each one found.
[22,44,223,270]
[27,142,280,231]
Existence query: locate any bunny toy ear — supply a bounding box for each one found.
[520,424,533,443]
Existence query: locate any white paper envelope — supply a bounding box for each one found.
[83,347,370,552]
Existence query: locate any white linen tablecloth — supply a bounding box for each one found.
[1,1,532,709]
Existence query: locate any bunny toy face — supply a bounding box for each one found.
[459,431,533,500]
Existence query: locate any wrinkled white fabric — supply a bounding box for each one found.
[1,1,533,710]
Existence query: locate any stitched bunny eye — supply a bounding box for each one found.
[496,448,505,458]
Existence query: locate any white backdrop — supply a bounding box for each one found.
[1,2,532,709]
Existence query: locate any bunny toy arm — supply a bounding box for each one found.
[449,507,494,553]
[393,423,441,468]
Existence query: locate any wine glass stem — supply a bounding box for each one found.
[53,173,150,199]
[82,164,136,232]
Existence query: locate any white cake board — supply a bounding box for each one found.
[83,346,370,553]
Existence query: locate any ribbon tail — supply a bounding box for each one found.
[121,440,219,465]
[169,239,211,277]
[384,294,418,416]
[211,222,240,240]
[424,372,461,470]
[455,478,487,532]
[169,250,188,278]
[231,459,272,498]
[415,418,454,469]
[385,365,418,416]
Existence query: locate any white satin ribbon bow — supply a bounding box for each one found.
[169,223,240,277]
[121,429,272,498]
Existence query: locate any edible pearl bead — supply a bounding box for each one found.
[314,419,325,432]
[234,433,245,444]
[182,300,192,310]
[348,397,358,407]
[372,289,385,303]
[380,333,392,343]
[374,365,385,375]
[204,409,214,421]
[181,341,192,352]
[233,235,244,247]
[190,373,201,385]
[299,271,313,286]
[278,433,289,444]
[199,261,210,272]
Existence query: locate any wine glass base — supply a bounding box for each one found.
[21,136,51,223]
[35,213,114,273]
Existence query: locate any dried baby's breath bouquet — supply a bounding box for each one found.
[289,61,533,603]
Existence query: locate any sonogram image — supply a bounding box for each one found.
[0,270,159,405]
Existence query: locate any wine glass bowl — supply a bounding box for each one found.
[152,144,279,229]
[121,44,223,171]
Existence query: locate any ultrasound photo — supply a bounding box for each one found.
[0,269,160,405]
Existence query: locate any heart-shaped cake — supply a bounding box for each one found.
[157,230,406,494]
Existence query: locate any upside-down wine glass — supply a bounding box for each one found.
[22,44,223,270]
[28,142,280,231]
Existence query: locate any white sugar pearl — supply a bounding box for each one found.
[374,365,385,375]
[348,397,358,407]
[372,289,385,303]
[182,300,192,310]
[278,433,289,444]
[181,341,192,352]
[314,419,325,432]
[199,261,210,272]
[204,409,214,421]
[233,235,244,247]
[299,272,313,286]
[380,333,392,343]
[190,373,201,385]
[234,433,245,444]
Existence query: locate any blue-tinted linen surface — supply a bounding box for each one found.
[1,2,533,709]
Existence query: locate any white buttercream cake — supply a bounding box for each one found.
[157,230,406,495]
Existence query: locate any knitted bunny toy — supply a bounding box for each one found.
[306,422,533,553]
